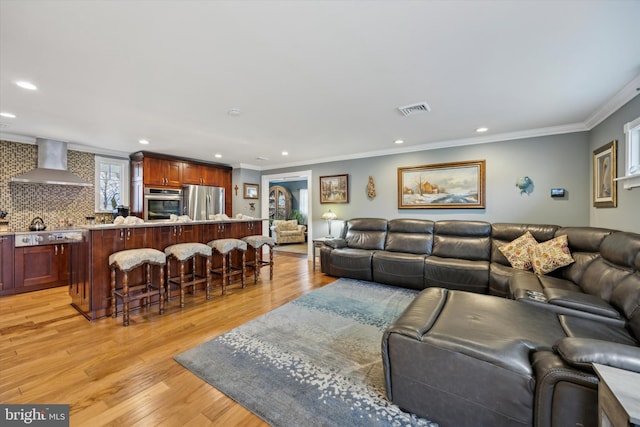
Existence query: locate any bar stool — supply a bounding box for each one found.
[109,248,166,327]
[165,243,213,307]
[242,235,275,283]
[207,238,247,293]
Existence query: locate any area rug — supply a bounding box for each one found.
[174,278,438,427]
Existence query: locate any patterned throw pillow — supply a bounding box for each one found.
[529,234,575,275]
[499,231,538,270]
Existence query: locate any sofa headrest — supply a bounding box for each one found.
[433,220,491,261]
[434,220,491,237]
[610,272,640,341]
[386,219,434,254]
[491,223,559,242]
[388,218,434,234]
[600,232,640,269]
[555,227,615,253]
[343,218,388,233]
[343,218,388,250]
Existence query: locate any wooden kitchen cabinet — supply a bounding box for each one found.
[143,157,182,187]
[14,243,69,292]
[130,151,233,218]
[0,235,14,296]
[152,224,202,249]
[87,227,150,319]
[69,234,90,317]
[78,221,262,320]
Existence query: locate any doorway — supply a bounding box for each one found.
[261,170,313,257]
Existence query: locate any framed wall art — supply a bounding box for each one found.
[243,183,259,199]
[593,140,617,208]
[320,174,349,204]
[398,160,485,209]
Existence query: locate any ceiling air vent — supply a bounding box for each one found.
[398,102,431,117]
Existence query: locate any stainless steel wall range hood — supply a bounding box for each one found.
[11,138,93,187]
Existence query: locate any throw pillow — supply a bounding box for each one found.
[498,231,538,270]
[529,234,575,275]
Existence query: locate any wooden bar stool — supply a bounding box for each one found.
[242,235,275,283]
[207,238,247,293]
[109,248,166,327]
[165,243,213,307]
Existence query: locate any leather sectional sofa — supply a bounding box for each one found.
[320,218,640,427]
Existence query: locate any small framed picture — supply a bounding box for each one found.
[320,174,349,204]
[593,140,617,208]
[244,183,259,199]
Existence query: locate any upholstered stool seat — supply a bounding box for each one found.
[165,243,213,307]
[109,248,166,326]
[207,238,247,292]
[242,235,275,283]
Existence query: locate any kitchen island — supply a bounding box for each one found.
[73,218,266,320]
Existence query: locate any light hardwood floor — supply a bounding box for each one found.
[0,252,335,426]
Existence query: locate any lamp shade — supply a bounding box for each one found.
[321,210,337,221]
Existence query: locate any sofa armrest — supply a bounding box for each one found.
[324,238,347,249]
[544,288,622,319]
[554,338,640,373]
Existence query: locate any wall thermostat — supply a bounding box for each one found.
[550,188,566,198]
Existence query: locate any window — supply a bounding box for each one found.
[617,116,640,189]
[95,156,130,212]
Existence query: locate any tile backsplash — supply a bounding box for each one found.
[0,140,112,231]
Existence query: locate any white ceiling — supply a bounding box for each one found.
[1,0,639,170]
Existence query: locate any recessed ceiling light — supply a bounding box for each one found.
[139,139,150,145]
[394,139,404,144]
[0,112,16,119]
[228,108,241,116]
[476,127,489,133]
[281,151,289,156]
[256,156,269,161]
[16,81,37,90]
[214,153,222,158]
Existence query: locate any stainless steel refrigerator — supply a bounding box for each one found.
[183,185,225,220]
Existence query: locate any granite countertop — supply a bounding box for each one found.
[79,217,268,230]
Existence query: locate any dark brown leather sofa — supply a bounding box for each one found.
[320,218,640,427]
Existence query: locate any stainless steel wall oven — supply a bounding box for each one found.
[143,187,183,221]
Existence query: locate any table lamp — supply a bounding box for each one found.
[321,209,337,237]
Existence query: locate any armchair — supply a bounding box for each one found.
[271,220,306,244]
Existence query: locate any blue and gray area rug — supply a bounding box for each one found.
[175,278,438,426]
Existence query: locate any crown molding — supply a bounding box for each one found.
[260,122,589,171]
[584,74,640,130]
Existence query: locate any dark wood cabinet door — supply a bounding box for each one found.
[15,246,60,290]
[165,160,182,187]
[69,236,90,316]
[176,224,202,244]
[123,227,148,248]
[182,162,202,185]
[143,157,166,186]
[152,225,175,250]
[0,236,14,296]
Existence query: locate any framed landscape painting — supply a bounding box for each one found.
[593,140,617,208]
[320,174,349,204]
[243,183,259,199]
[398,160,485,209]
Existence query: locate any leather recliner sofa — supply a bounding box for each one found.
[320,218,640,426]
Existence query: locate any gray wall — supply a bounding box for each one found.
[265,132,591,239]
[589,95,640,233]
[232,167,261,217]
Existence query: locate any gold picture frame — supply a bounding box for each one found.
[593,140,617,208]
[398,160,486,209]
[243,183,259,199]
[320,174,349,204]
